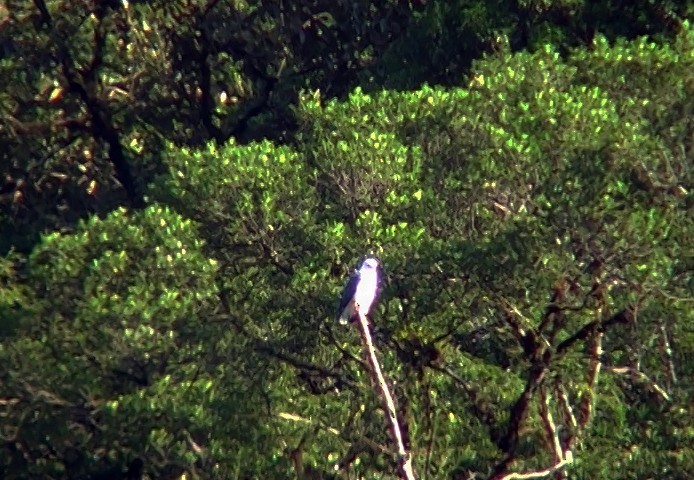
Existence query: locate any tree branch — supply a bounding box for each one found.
[56,9,143,208]
[606,366,671,403]
[555,307,633,356]
[576,332,602,429]
[356,311,416,480]
[658,322,677,390]
[502,305,536,358]
[491,379,577,480]
[538,387,563,467]
[494,455,573,480]
[553,380,577,434]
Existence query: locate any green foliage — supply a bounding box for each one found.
[1,206,289,478]
[373,0,693,88]
[0,0,420,253]
[294,26,691,477]
[0,254,31,338]
[1,9,693,480]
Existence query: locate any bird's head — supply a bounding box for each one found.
[360,257,379,272]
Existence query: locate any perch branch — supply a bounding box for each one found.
[356,311,416,480]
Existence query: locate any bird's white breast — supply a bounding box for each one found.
[355,269,378,314]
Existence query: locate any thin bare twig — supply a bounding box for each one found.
[658,323,677,390]
[606,366,671,402]
[493,387,575,480]
[538,387,562,466]
[495,455,573,480]
[357,312,416,480]
[553,380,577,433]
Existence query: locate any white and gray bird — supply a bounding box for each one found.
[337,257,379,325]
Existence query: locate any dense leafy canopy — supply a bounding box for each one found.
[1,1,693,479]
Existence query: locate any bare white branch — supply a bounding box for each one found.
[497,454,573,480]
[659,323,677,388]
[607,366,671,402]
[538,387,562,464]
[553,381,577,432]
[357,312,416,480]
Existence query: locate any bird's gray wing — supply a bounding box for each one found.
[337,271,360,320]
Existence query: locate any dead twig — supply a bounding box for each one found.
[495,455,573,480]
[606,366,671,403]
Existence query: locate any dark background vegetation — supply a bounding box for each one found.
[1,1,693,478]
